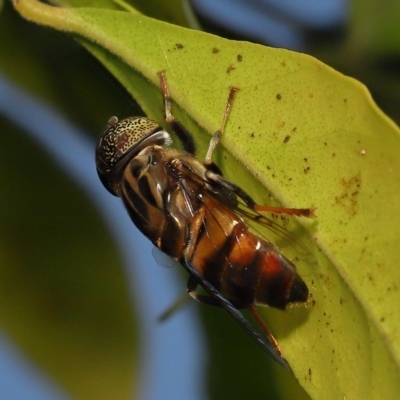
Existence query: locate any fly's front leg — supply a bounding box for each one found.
[182,203,206,262]
[204,85,240,168]
[157,70,196,154]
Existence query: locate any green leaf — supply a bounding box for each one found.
[12,1,400,399]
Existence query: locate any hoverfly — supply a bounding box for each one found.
[95,71,315,370]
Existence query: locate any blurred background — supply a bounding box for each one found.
[0,0,399,399]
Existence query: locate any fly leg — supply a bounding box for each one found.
[203,85,240,169]
[253,204,316,218]
[199,79,314,219]
[247,305,283,358]
[157,291,190,322]
[205,169,316,218]
[187,276,284,359]
[158,70,196,154]
[181,258,292,371]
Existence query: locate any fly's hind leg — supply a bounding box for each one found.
[247,304,283,357]
[157,70,195,154]
[182,260,291,370]
[187,275,283,357]
[205,169,316,218]
[253,204,316,218]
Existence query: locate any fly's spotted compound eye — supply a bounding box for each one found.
[98,116,161,169]
[95,116,170,196]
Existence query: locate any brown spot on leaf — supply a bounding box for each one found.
[334,172,362,217]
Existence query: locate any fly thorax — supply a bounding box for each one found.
[126,146,172,211]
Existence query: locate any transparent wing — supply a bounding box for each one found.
[236,201,313,258]
[180,163,313,260]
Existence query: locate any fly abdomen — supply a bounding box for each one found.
[186,197,261,304]
[188,196,308,309]
[219,229,308,309]
[254,244,309,309]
